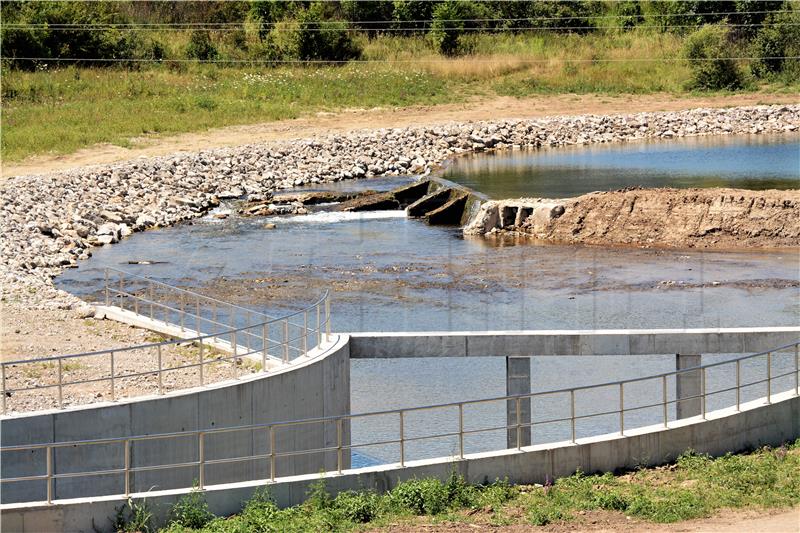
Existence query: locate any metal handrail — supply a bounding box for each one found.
[1,340,798,504]
[1,269,332,413]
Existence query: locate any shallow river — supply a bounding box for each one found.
[57,135,799,465]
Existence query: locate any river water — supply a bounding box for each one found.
[57,134,799,466]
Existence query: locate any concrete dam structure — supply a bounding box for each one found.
[1,272,799,532]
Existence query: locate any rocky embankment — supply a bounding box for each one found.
[465,188,800,249]
[2,105,798,310]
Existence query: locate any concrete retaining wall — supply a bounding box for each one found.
[0,335,351,504]
[3,390,797,533]
[349,327,800,358]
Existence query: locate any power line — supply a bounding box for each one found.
[6,56,797,64]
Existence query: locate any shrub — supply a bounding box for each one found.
[392,0,436,33]
[429,0,489,56]
[750,10,800,78]
[240,488,280,531]
[389,478,449,515]
[683,24,744,90]
[186,30,218,61]
[333,490,382,523]
[169,487,214,529]
[292,2,362,61]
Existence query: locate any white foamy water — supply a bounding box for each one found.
[265,210,407,224]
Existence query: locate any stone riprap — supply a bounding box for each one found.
[1,105,798,311]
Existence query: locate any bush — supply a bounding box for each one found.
[392,0,436,33]
[291,2,362,61]
[750,10,800,78]
[390,478,449,515]
[429,0,489,56]
[683,24,744,89]
[333,490,382,523]
[186,30,218,61]
[240,488,280,531]
[169,488,214,529]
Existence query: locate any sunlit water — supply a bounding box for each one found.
[56,137,799,466]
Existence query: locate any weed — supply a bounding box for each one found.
[168,486,214,529]
[111,497,153,533]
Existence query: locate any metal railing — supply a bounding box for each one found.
[1,340,797,505]
[0,269,332,413]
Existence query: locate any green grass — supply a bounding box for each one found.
[2,32,798,162]
[109,442,800,532]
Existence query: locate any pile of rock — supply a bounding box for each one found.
[2,105,798,309]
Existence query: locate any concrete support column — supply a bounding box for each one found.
[676,354,702,419]
[506,356,531,448]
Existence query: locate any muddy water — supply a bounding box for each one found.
[443,134,800,198]
[56,139,799,466]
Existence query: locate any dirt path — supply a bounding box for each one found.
[3,92,798,179]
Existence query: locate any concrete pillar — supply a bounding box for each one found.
[676,354,702,419]
[506,356,531,448]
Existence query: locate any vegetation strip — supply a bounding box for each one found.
[107,441,800,532]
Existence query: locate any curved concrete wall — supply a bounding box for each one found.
[0,335,350,504]
[3,389,797,533]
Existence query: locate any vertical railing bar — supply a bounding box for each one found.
[57,358,63,409]
[270,426,276,482]
[302,311,308,357]
[316,304,322,347]
[325,296,331,341]
[124,439,131,496]
[515,397,521,450]
[199,338,205,386]
[46,446,53,504]
[149,281,153,320]
[134,291,139,315]
[736,358,741,411]
[119,272,125,311]
[212,302,217,342]
[795,344,799,396]
[701,367,706,419]
[1,363,6,414]
[282,320,289,363]
[399,411,405,467]
[245,312,251,352]
[336,418,343,474]
[766,351,772,404]
[196,297,201,335]
[198,432,205,490]
[662,374,668,427]
[619,382,624,436]
[157,344,163,395]
[570,390,576,444]
[110,351,115,401]
[458,403,464,459]
[180,293,185,332]
[104,268,110,306]
[262,323,268,372]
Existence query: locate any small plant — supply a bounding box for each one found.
[241,487,280,531]
[333,489,381,523]
[305,477,332,511]
[389,477,448,515]
[110,497,153,533]
[168,486,214,529]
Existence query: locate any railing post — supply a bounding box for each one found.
[515,397,522,450]
[104,268,110,305]
[232,331,238,358]
[399,411,405,467]
[336,418,343,474]
[570,390,576,443]
[736,358,741,411]
[198,432,205,489]
[662,375,668,427]
[701,367,706,419]
[110,351,116,401]
[795,344,799,396]
[619,382,625,436]
[212,302,217,342]
[134,291,139,315]
[124,439,131,496]
[766,352,772,404]
[325,296,331,342]
[119,272,125,311]
[316,304,322,347]
[46,446,53,504]
[157,345,163,395]
[198,338,205,386]
[245,312,251,352]
[149,282,154,320]
[270,426,276,482]
[282,320,289,363]
[57,358,63,409]
[458,403,464,459]
[302,311,308,357]
[196,297,201,335]
[262,323,268,372]
[1,363,6,414]
[180,293,185,332]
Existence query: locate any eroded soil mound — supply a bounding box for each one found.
[465,188,800,249]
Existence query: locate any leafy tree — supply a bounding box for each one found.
[393,0,438,33]
[341,0,394,37]
[683,24,744,89]
[292,2,362,61]
[429,0,490,56]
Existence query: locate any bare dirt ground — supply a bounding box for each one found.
[4,92,798,179]
[370,506,800,532]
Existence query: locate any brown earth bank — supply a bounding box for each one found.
[465,188,800,250]
[3,92,798,180]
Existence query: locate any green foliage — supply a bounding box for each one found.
[614,1,645,30]
[291,2,362,61]
[392,0,436,33]
[112,498,153,533]
[683,24,744,89]
[429,0,489,56]
[333,490,382,523]
[750,9,800,78]
[389,477,448,514]
[169,487,214,529]
[185,31,218,61]
[341,0,395,36]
